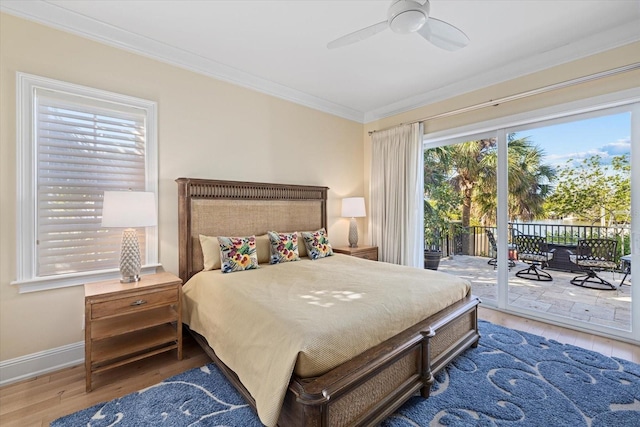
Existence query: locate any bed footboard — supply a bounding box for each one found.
[190,295,480,427]
[281,295,480,427]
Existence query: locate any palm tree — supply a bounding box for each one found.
[506,137,555,221]
[447,139,495,253]
[423,147,459,251]
[428,136,555,255]
[473,136,556,225]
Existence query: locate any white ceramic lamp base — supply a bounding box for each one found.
[348,217,359,248]
[119,228,141,283]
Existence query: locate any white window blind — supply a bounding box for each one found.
[15,73,158,292]
[36,90,147,276]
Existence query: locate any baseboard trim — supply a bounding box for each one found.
[0,341,84,386]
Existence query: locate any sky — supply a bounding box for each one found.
[510,112,631,168]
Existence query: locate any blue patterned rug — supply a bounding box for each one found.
[52,321,640,426]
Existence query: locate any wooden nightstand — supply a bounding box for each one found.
[84,271,182,392]
[333,245,378,261]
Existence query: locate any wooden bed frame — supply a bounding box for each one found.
[176,177,480,427]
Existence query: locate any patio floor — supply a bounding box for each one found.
[438,255,632,331]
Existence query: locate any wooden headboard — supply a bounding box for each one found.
[176,178,329,283]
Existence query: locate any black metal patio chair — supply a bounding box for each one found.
[568,239,618,290]
[514,235,554,281]
[620,255,631,286]
[485,229,516,270]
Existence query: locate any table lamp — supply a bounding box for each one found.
[101,191,157,283]
[341,197,366,248]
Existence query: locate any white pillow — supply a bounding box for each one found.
[255,234,271,265]
[199,234,221,270]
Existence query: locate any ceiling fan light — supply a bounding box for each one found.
[390,10,426,33]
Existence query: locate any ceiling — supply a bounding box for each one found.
[2,0,639,123]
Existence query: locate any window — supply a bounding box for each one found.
[14,73,158,293]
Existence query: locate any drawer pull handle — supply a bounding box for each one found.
[130,299,147,306]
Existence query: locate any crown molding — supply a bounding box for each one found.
[363,20,640,123]
[2,1,638,125]
[0,1,365,123]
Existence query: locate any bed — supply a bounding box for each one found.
[176,177,480,427]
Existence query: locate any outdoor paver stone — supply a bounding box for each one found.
[439,255,631,330]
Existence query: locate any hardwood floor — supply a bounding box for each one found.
[1,308,639,426]
[0,335,209,427]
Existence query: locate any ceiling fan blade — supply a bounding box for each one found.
[417,17,469,51]
[327,21,389,49]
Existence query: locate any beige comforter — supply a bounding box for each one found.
[182,254,471,427]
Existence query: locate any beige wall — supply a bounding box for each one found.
[0,13,364,361]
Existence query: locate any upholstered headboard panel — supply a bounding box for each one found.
[176,178,328,282]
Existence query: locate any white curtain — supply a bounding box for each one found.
[370,122,424,267]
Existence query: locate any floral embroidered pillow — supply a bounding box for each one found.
[267,231,300,264]
[301,228,334,260]
[217,235,259,273]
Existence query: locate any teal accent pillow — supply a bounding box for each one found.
[301,228,334,260]
[217,235,259,273]
[267,231,300,264]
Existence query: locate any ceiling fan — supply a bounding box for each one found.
[327,0,469,51]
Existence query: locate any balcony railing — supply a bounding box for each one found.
[428,222,630,272]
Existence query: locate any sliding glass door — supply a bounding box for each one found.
[424,91,638,342]
[506,109,632,331]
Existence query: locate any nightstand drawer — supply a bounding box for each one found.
[333,246,378,261]
[353,248,378,261]
[91,288,178,319]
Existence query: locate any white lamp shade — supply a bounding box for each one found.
[101,191,157,228]
[341,197,366,218]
